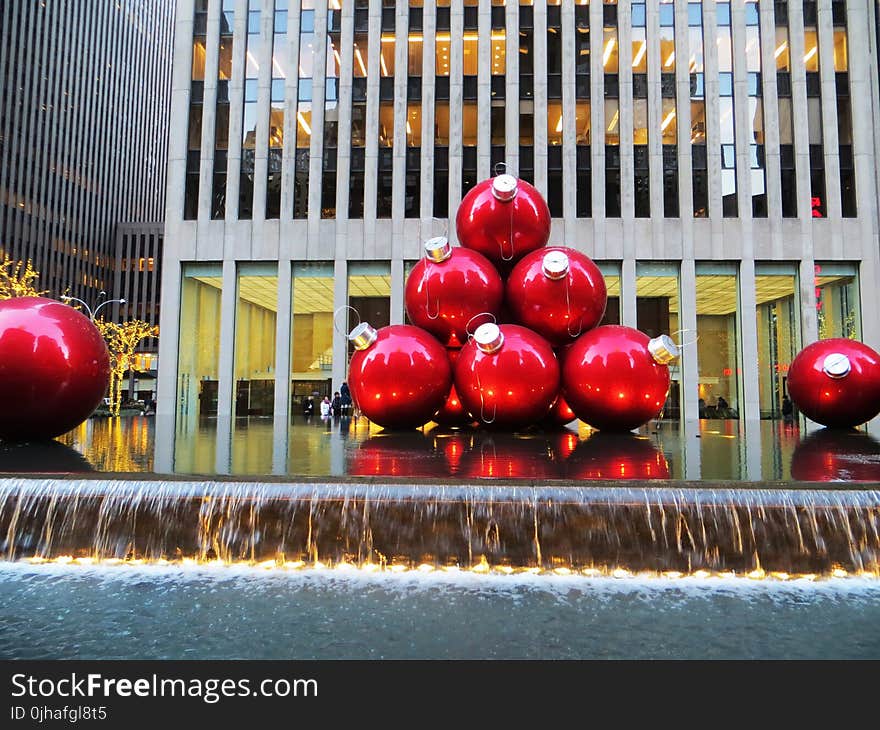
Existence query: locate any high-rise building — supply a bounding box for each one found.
[0,0,174,312]
[155,0,880,473]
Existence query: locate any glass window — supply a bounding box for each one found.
[348,263,392,366]
[380,34,395,76]
[775,28,790,71]
[636,263,681,419]
[803,30,819,72]
[815,264,860,340]
[576,101,591,144]
[231,266,278,473]
[833,29,848,71]
[409,34,423,76]
[755,266,799,420]
[597,263,621,326]
[696,265,740,423]
[605,99,619,145]
[175,265,223,472]
[602,28,618,73]
[548,102,563,146]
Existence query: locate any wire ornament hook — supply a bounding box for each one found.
[564,276,584,339]
[422,266,440,320]
[493,161,507,177]
[475,367,496,425]
[465,312,497,343]
[334,305,361,338]
[671,328,700,349]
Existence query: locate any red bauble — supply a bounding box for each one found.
[562,325,673,432]
[0,297,110,441]
[544,393,578,427]
[790,429,880,482]
[506,247,607,347]
[348,323,452,430]
[562,432,670,480]
[454,323,559,430]
[405,238,504,348]
[433,383,474,427]
[787,338,880,428]
[455,174,551,274]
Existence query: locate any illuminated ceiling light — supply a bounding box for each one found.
[664,50,675,67]
[661,109,676,131]
[297,111,311,135]
[803,46,818,63]
[380,36,395,43]
[606,109,619,132]
[632,40,646,68]
[555,115,563,133]
[355,48,367,76]
[602,37,616,66]
[380,53,388,76]
[409,34,423,43]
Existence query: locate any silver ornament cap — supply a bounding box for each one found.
[648,334,680,365]
[822,352,851,378]
[473,322,504,354]
[348,322,378,351]
[542,250,570,280]
[491,174,518,202]
[424,236,453,263]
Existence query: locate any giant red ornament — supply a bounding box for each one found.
[544,393,578,428]
[454,322,559,430]
[0,297,110,441]
[455,173,551,274]
[347,322,452,430]
[506,247,607,347]
[786,338,880,428]
[405,237,504,348]
[562,325,676,432]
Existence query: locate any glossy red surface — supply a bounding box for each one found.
[458,431,561,479]
[405,247,504,348]
[432,383,475,427]
[790,428,880,482]
[454,324,559,430]
[562,325,671,432]
[348,324,452,430]
[455,176,551,274]
[506,246,607,347]
[0,297,110,441]
[787,338,880,428]
[544,393,578,427]
[563,432,670,480]
[348,432,447,478]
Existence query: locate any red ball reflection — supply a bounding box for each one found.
[563,432,670,480]
[790,428,880,482]
[787,338,880,429]
[455,324,559,430]
[405,247,504,348]
[0,297,110,441]
[348,324,452,430]
[433,430,473,476]
[455,175,551,274]
[562,325,671,432]
[544,393,578,428]
[506,247,607,347]
[348,432,446,478]
[459,432,561,480]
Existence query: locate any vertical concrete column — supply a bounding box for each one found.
[272,259,292,474]
[618,1,634,222]
[646,0,663,251]
[560,0,576,240]
[738,259,761,424]
[154,258,183,474]
[390,258,405,325]
[702,0,723,260]
[448,0,464,223]
[420,0,436,225]
[362,0,381,258]
[331,258,350,393]
[533,0,549,198]
[759,0,784,260]
[214,258,237,474]
[198,2,221,220]
[589,0,605,258]
[477,0,491,180]
[167,0,198,223]
[225,0,250,220]
[620,259,637,328]
[817,0,842,228]
[250,0,274,224]
[279,0,301,224]
[674,0,694,234]
[681,258,702,480]
[334,2,354,260]
[504,0,519,175]
[306,2,329,258]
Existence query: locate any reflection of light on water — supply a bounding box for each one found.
[15,555,877,582]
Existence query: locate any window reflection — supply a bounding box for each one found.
[755,268,798,420]
[696,266,739,421]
